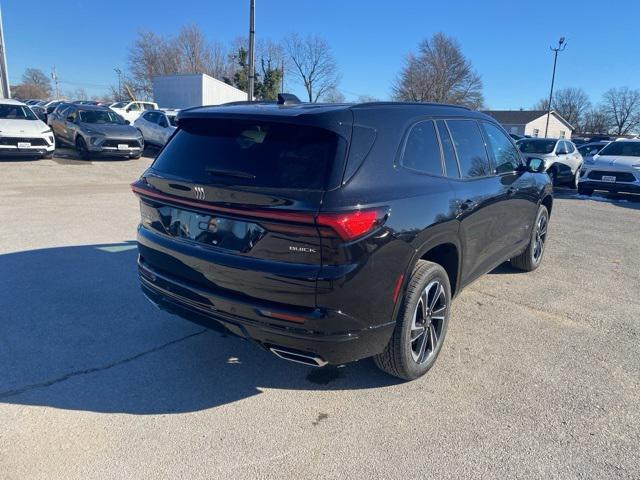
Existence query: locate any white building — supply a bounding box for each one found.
[152,73,247,109]
[483,110,574,139]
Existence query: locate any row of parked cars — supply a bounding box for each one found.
[3,98,640,198]
[1,98,178,160]
[514,136,640,196]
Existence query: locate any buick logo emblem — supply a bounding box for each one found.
[193,186,205,200]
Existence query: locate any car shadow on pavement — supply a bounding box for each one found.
[0,243,400,415]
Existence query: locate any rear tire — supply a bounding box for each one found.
[374,260,451,381]
[510,205,549,272]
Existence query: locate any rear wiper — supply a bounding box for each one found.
[205,168,256,180]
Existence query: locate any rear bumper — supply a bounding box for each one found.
[137,259,395,365]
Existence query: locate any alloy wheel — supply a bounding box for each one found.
[410,280,447,364]
[532,213,548,263]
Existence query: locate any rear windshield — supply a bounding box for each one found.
[151,119,346,190]
[517,139,556,154]
[598,141,640,157]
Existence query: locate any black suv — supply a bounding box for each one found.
[132,100,553,380]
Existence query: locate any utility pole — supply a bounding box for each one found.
[281,59,284,94]
[0,7,10,98]
[544,37,566,137]
[247,0,255,101]
[114,68,122,101]
[51,66,60,99]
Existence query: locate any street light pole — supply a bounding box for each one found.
[247,0,256,101]
[544,37,566,137]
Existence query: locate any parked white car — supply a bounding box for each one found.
[578,140,640,196]
[133,109,177,147]
[516,138,583,188]
[0,99,55,159]
[109,100,158,124]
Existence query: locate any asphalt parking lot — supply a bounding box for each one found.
[1,151,639,479]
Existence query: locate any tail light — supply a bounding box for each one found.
[132,181,387,241]
[316,208,388,241]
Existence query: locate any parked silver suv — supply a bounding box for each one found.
[49,104,143,160]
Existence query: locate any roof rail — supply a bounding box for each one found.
[354,101,471,111]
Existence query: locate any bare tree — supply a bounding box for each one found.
[581,107,609,134]
[176,24,229,78]
[532,98,550,111]
[128,31,170,98]
[19,68,52,98]
[601,87,640,135]
[356,94,380,103]
[553,88,591,128]
[393,33,484,109]
[322,88,346,103]
[284,33,340,102]
[128,25,232,99]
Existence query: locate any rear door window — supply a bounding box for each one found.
[401,120,443,175]
[152,119,346,190]
[446,119,492,178]
[143,112,160,124]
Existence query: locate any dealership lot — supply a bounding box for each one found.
[1,154,639,479]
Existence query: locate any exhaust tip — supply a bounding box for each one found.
[269,347,328,367]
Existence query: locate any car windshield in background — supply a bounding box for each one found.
[517,139,556,154]
[111,102,128,108]
[0,104,38,120]
[79,110,124,124]
[598,141,640,157]
[152,119,346,190]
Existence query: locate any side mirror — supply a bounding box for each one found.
[66,115,75,123]
[125,120,131,125]
[526,157,546,173]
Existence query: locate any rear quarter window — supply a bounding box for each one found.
[401,120,443,176]
[151,119,347,190]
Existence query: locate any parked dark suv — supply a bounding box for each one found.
[132,99,553,380]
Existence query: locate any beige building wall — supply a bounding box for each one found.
[524,114,572,139]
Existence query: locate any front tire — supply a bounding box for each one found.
[571,169,580,189]
[578,185,593,196]
[374,260,451,381]
[510,205,549,272]
[75,136,90,160]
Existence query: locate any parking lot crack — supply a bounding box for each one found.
[0,329,208,400]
